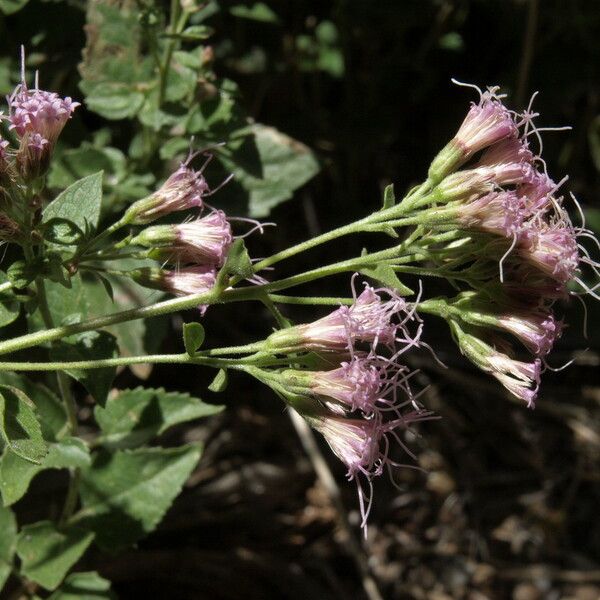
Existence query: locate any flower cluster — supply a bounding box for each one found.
[0,71,78,180]
[267,282,433,531]
[126,155,237,304]
[417,85,596,406]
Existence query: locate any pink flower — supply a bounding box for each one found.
[453,91,518,160]
[518,170,556,214]
[267,284,416,353]
[477,136,534,168]
[308,409,434,529]
[124,164,208,225]
[163,266,217,297]
[453,322,541,407]
[486,353,541,408]
[9,86,79,145]
[8,82,78,178]
[496,311,562,356]
[518,221,579,283]
[133,210,233,267]
[458,190,526,238]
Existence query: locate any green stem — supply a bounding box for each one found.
[248,187,435,275]
[0,351,270,372]
[158,0,187,106]
[268,294,353,305]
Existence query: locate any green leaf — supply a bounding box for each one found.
[85,83,145,120]
[382,184,395,209]
[47,571,116,600]
[28,275,90,331]
[78,445,202,550]
[229,2,280,23]
[84,272,167,379]
[0,386,47,464]
[43,172,104,238]
[220,124,320,217]
[16,521,94,591]
[0,504,17,591]
[94,387,223,449]
[359,263,413,296]
[0,271,19,328]
[173,25,214,41]
[51,331,119,405]
[0,0,29,15]
[208,369,228,393]
[183,322,205,356]
[48,144,119,191]
[0,373,65,442]
[0,438,91,506]
[220,238,254,280]
[7,259,39,290]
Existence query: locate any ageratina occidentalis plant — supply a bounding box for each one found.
[0,65,598,553]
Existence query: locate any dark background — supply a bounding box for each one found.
[2,1,600,598]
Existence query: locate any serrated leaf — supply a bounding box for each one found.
[94,387,223,449]
[47,571,116,600]
[358,263,413,296]
[218,123,320,217]
[51,331,118,405]
[43,172,104,240]
[208,369,228,393]
[0,438,91,506]
[17,521,94,591]
[183,322,205,356]
[0,504,17,590]
[382,184,395,209]
[76,445,202,550]
[0,386,47,464]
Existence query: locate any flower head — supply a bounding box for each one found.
[452,320,541,406]
[8,83,79,177]
[496,311,562,357]
[124,164,209,225]
[266,284,415,353]
[307,408,434,530]
[429,88,518,182]
[518,220,579,284]
[457,190,527,238]
[454,91,518,159]
[133,210,233,267]
[162,266,217,297]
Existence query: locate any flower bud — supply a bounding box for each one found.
[451,320,541,407]
[429,90,517,182]
[131,210,233,267]
[123,164,208,225]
